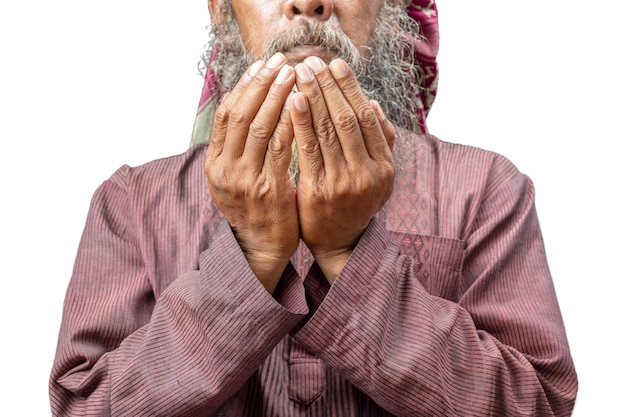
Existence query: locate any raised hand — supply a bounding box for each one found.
[205,53,300,294]
[291,57,396,283]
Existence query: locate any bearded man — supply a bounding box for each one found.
[49,0,578,415]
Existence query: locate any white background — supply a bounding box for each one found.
[1,1,623,415]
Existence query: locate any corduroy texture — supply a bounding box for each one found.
[50,130,577,416]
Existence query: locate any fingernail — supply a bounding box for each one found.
[266,52,286,69]
[304,56,324,73]
[292,93,308,112]
[329,59,349,78]
[246,60,264,80]
[295,64,313,82]
[275,65,293,84]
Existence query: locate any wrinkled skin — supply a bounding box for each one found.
[205,0,395,293]
[290,57,395,282]
[205,52,395,293]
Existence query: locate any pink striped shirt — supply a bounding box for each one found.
[50,131,577,416]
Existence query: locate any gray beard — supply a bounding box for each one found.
[200,1,422,181]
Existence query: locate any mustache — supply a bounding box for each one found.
[262,21,366,183]
[263,21,365,74]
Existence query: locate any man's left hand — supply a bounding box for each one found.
[291,57,396,283]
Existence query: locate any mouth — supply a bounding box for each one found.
[283,45,336,64]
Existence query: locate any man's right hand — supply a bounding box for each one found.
[205,53,299,294]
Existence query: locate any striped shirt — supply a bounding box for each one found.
[50,131,577,416]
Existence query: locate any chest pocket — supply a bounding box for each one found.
[389,232,465,302]
[287,337,325,405]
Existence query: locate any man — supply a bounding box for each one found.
[50,0,578,415]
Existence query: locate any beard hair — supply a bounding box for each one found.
[200,0,422,181]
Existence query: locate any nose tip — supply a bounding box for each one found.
[285,0,333,20]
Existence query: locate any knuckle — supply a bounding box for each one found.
[334,108,358,132]
[256,179,272,200]
[315,120,336,143]
[207,163,232,194]
[272,109,292,137]
[206,132,223,153]
[248,122,273,143]
[355,105,378,129]
[267,136,289,158]
[213,105,230,126]
[299,137,319,156]
[228,104,248,126]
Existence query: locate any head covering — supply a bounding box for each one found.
[406,0,439,131]
[191,0,439,146]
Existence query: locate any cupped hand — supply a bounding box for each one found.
[205,53,300,294]
[291,57,396,282]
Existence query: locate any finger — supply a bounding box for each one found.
[291,92,324,183]
[328,59,388,161]
[224,60,265,108]
[294,59,345,171]
[370,99,395,153]
[266,97,295,181]
[304,57,370,167]
[241,64,295,171]
[221,53,288,159]
[206,61,264,162]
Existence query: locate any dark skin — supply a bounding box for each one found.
[205,52,395,294]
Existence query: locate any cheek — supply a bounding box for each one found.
[235,9,280,58]
[343,21,376,50]
[339,2,382,47]
[246,27,280,59]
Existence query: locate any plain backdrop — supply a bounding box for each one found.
[1,1,624,415]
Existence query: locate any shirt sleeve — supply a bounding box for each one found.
[49,175,308,416]
[292,173,578,416]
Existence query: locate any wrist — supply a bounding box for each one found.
[313,249,353,285]
[245,251,292,294]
